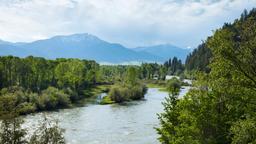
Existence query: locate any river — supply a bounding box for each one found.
[23,87,190,144]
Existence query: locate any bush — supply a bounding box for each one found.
[0,86,72,114]
[166,78,181,96]
[100,96,114,105]
[17,102,36,115]
[108,83,147,103]
[63,87,79,102]
[109,86,128,103]
[1,86,28,104]
[38,87,71,110]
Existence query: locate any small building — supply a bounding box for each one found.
[165,75,180,80]
[153,74,159,80]
[183,79,192,85]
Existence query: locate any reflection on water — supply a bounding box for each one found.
[24,88,190,144]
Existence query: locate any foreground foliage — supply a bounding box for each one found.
[0,94,65,144]
[157,8,256,144]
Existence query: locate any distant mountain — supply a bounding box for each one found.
[0,43,29,57]
[134,44,191,62]
[0,33,189,63]
[0,39,13,45]
[0,34,164,63]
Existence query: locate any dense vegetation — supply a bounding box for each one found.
[157,9,256,144]
[163,57,184,75]
[0,56,100,92]
[0,54,185,114]
[100,59,184,104]
[101,67,147,103]
[0,56,100,114]
[0,93,65,144]
[100,57,184,82]
[185,42,212,73]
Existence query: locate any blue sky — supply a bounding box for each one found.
[0,0,255,48]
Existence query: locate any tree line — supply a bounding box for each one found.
[0,56,100,92]
[0,56,100,114]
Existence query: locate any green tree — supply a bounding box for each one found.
[29,116,65,144]
[125,67,138,85]
[0,95,27,144]
[231,118,256,144]
[55,60,84,90]
[157,8,256,144]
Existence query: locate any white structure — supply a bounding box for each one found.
[183,79,192,85]
[165,75,180,80]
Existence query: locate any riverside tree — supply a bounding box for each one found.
[0,91,66,144]
[157,8,256,144]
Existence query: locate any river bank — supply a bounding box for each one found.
[23,87,191,144]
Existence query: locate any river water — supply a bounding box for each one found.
[23,87,190,144]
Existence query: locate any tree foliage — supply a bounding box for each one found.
[157,8,256,144]
[185,43,212,73]
[108,67,147,103]
[0,91,65,144]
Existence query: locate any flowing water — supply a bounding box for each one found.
[23,87,190,144]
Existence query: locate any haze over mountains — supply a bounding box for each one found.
[0,33,191,64]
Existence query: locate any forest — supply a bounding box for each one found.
[0,8,256,144]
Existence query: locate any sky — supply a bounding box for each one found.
[0,0,255,48]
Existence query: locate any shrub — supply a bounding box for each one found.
[38,87,71,110]
[100,96,114,105]
[166,78,181,96]
[63,87,79,102]
[108,83,147,103]
[17,102,36,115]
[109,86,128,103]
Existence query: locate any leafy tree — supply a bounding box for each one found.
[164,57,184,75]
[0,118,27,144]
[0,93,66,144]
[156,78,184,144]
[185,43,212,73]
[166,78,181,96]
[231,118,256,144]
[55,60,84,90]
[29,116,65,144]
[125,67,138,85]
[157,8,256,144]
[0,95,28,144]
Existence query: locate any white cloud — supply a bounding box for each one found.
[0,0,255,48]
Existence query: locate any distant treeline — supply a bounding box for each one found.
[0,56,100,93]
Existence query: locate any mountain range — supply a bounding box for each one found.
[0,33,191,64]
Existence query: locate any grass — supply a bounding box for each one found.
[145,80,169,92]
[83,84,110,97]
[147,83,165,88]
[158,88,168,92]
[99,96,114,105]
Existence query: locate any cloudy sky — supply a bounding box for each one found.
[0,0,255,48]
